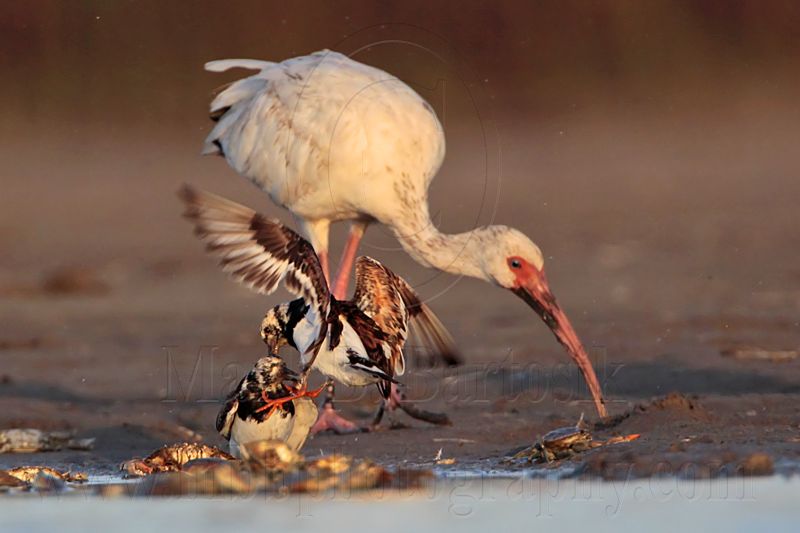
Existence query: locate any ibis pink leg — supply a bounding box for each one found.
[331,223,366,299]
[318,250,331,286]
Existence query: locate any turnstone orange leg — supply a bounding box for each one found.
[387,383,403,410]
[370,401,386,428]
[310,380,362,434]
[370,384,403,428]
[255,391,297,419]
[372,383,452,428]
[257,381,326,420]
[286,381,326,400]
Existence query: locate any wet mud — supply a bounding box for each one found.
[2,103,800,487]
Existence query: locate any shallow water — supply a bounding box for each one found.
[67,463,577,488]
[15,455,800,487]
[1,476,797,532]
[82,474,140,486]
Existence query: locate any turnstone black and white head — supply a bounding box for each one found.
[216,355,320,457]
[182,186,459,432]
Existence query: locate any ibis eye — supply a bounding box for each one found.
[510,259,521,269]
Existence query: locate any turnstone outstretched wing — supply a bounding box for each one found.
[259,256,449,428]
[180,185,332,359]
[182,186,457,431]
[216,355,320,457]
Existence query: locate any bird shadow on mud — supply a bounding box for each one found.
[0,379,93,403]
[476,360,800,402]
[599,360,800,398]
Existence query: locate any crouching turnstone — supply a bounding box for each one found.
[216,355,322,457]
[181,186,458,433]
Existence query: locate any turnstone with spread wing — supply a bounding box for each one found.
[216,355,320,457]
[259,256,408,396]
[181,186,457,432]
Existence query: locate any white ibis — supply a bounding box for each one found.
[203,50,607,420]
[216,355,319,457]
[181,186,456,431]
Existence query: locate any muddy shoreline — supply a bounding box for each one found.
[1,375,797,484]
[3,109,800,486]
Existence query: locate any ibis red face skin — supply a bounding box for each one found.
[507,256,607,418]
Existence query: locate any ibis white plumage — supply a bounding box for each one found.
[203,50,607,419]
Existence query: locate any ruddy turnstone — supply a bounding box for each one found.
[216,355,320,457]
[181,186,458,431]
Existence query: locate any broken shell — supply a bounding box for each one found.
[6,466,87,484]
[120,459,153,477]
[120,443,234,476]
[240,440,303,471]
[307,454,352,474]
[181,457,240,475]
[0,470,27,488]
[541,426,593,450]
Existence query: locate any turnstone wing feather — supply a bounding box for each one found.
[182,186,457,428]
[180,185,331,359]
[180,185,460,367]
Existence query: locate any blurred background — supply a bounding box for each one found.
[1,1,799,411]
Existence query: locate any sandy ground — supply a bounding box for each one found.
[1,103,799,480]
